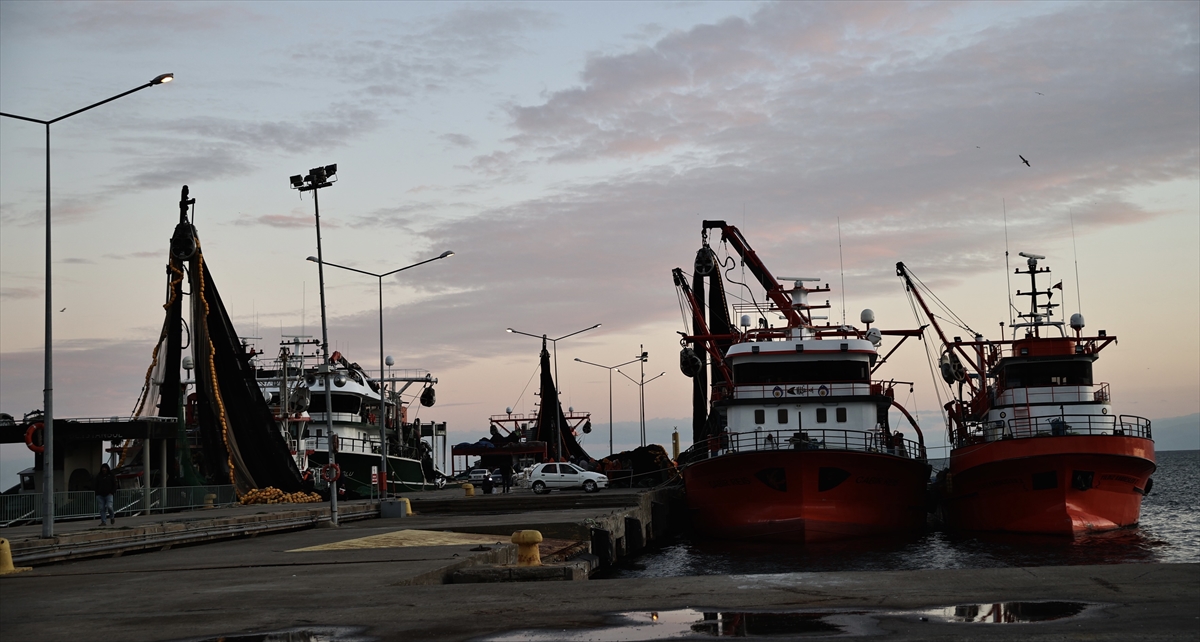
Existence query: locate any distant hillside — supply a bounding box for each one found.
[1152,414,1200,451]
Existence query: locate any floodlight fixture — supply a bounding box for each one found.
[151,73,174,85]
[290,175,304,188]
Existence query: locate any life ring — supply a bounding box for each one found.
[321,463,342,483]
[25,422,45,453]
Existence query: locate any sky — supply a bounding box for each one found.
[1,1,1198,485]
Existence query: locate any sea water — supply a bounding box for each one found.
[599,449,1199,579]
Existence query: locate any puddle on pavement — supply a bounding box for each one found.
[917,601,1092,623]
[485,608,871,641]
[486,602,1097,640]
[184,626,370,642]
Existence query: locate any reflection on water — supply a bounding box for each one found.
[487,603,1098,641]
[485,608,871,641]
[602,450,1197,579]
[187,627,368,642]
[919,601,1091,623]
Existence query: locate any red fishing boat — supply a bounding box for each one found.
[672,221,930,542]
[897,253,1155,535]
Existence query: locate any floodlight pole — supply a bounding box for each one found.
[574,356,642,456]
[1,73,173,538]
[307,251,454,494]
[507,324,600,462]
[292,165,339,524]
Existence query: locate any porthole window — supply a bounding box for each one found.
[836,407,847,423]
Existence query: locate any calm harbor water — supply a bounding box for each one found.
[600,449,1199,579]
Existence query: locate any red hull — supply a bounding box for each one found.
[944,435,1155,535]
[683,450,929,542]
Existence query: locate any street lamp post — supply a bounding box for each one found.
[306,251,454,494]
[507,324,600,461]
[1,73,174,538]
[617,345,664,447]
[574,356,643,456]
[290,164,339,524]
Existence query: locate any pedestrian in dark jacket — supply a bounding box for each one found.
[95,463,117,526]
[500,461,514,494]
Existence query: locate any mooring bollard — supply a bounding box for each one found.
[512,530,543,567]
[0,538,32,575]
[462,483,475,497]
[203,493,217,509]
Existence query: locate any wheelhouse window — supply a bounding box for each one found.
[754,409,765,424]
[816,408,828,423]
[836,407,847,423]
[1002,360,1093,388]
[777,409,788,424]
[307,393,362,414]
[733,360,869,385]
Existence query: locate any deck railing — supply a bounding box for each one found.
[681,428,925,464]
[0,485,238,527]
[963,413,1151,445]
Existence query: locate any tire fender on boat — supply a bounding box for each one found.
[24,422,45,453]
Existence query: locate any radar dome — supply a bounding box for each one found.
[1070,313,1085,331]
[740,315,752,329]
[860,309,875,325]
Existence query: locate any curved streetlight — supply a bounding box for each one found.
[507,324,600,461]
[574,356,643,456]
[1,73,174,538]
[307,251,454,493]
[617,347,665,447]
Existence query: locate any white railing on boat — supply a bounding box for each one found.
[681,428,925,462]
[735,381,873,400]
[964,413,1150,445]
[995,382,1111,407]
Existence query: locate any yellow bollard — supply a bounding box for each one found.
[397,497,412,516]
[512,530,543,567]
[0,538,32,575]
[203,493,216,509]
[462,483,475,497]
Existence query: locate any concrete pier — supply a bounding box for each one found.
[1,486,1196,641]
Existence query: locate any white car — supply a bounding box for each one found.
[529,462,609,494]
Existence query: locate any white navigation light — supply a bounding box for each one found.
[860,309,875,325]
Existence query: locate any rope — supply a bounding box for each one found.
[195,248,240,491]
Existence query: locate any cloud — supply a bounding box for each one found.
[231,211,332,229]
[291,5,556,98]
[439,133,475,149]
[0,287,40,301]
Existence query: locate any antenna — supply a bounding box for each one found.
[1003,199,1014,331]
[1070,209,1082,316]
[837,217,846,326]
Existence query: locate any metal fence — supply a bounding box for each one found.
[688,428,926,461]
[959,413,1151,447]
[1,485,238,527]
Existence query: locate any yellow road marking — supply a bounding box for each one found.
[289,529,506,552]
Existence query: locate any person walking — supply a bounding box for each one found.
[500,460,514,494]
[95,463,117,526]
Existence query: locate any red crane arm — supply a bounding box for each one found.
[703,220,806,327]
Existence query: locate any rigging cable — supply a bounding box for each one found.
[1003,199,1016,332]
[1070,209,1082,316]
[838,217,846,326]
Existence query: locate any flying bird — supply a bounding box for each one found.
[1035,91,1044,96]
[59,308,66,312]
[1019,155,1031,167]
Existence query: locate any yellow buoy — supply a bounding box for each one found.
[511,530,543,567]
[0,538,32,575]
